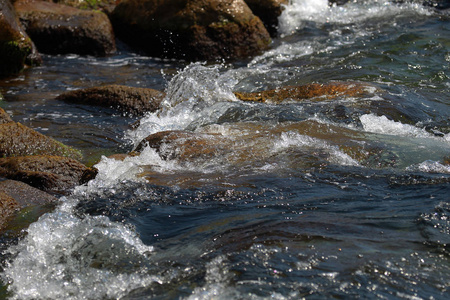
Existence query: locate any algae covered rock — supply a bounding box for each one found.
[0,0,41,76]
[56,84,165,116]
[14,0,116,56]
[111,0,271,61]
[0,121,82,160]
[0,155,97,193]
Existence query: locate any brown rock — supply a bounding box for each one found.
[244,0,288,36]
[0,121,82,160]
[0,190,20,230]
[0,107,13,124]
[111,0,271,61]
[0,155,97,193]
[56,84,165,116]
[14,0,116,56]
[0,179,58,231]
[0,0,41,76]
[135,130,226,160]
[234,82,377,104]
[0,179,57,206]
[51,0,121,14]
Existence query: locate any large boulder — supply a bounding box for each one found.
[111,0,271,61]
[244,0,288,36]
[0,155,97,193]
[0,121,82,160]
[56,84,165,116]
[0,0,41,76]
[14,0,116,56]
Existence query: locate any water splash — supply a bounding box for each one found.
[1,196,158,300]
[278,0,432,37]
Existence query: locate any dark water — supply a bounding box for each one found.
[1,1,449,299]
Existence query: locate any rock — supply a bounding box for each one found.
[56,84,165,116]
[0,0,41,76]
[135,130,225,160]
[111,0,271,61]
[0,121,82,160]
[0,107,13,124]
[0,189,20,230]
[234,82,377,104]
[244,0,288,36]
[0,179,57,206]
[14,0,116,56]
[0,155,97,193]
[51,0,121,14]
[0,179,58,231]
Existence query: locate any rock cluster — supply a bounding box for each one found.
[0,107,96,230]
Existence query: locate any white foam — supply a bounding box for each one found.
[406,160,450,174]
[274,131,360,166]
[126,63,238,147]
[360,114,435,138]
[278,0,432,36]
[2,197,158,300]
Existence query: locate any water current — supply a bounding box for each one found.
[0,0,449,299]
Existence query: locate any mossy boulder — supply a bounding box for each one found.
[244,0,288,36]
[0,0,41,76]
[0,121,82,160]
[14,0,116,56]
[0,155,97,193]
[111,0,271,61]
[56,84,165,116]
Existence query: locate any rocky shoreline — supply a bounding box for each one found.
[0,0,448,230]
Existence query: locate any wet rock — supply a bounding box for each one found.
[0,155,97,193]
[0,121,82,160]
[135,130,225,160]
[56,84,165,116]
[234,82,378,104]
[244,0,288,36]
[0,178,57,206]
[51,0,121,14]
[14,0,116,56]
[0,189,20,230]
[111,0,271,61]
[0,107,13,124]
[0,0,41,76]
[0,179,58,231]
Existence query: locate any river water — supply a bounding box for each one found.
[1,0,449,299]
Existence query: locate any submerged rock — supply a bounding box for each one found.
[0,155,97,193]
[0,121,82,160]
[111,0,271,61]
[0,0,41,76]
[234,82,378,104]
[56,84,165,116]
[244,0,288,36]
[14,0,116,56]
[0,189,20,230]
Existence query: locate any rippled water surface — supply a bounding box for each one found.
[1,0,449,299]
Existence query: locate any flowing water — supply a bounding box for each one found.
[1,0,449,299]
